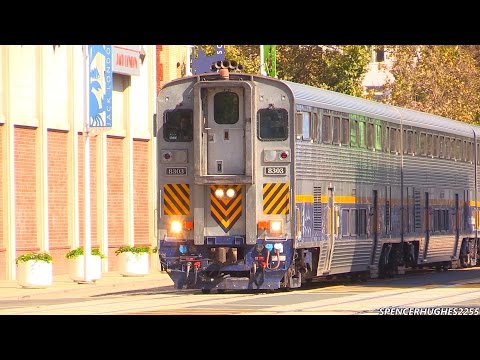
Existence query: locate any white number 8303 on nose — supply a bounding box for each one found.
[264,166,286,176]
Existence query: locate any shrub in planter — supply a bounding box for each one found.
[66,247,105,282]
[115,245,151,276]
[16,252,53,288]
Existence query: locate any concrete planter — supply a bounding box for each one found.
[17,260,53,288]
[118,252,149,276]
[68,255,102,282]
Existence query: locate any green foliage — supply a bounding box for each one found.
[225,45,261,74]
[16,252,53,264]
[224,45,371,96]
[66,247,105,259]
[276,45,372,96]
[115,245,152,256]
[195,45,371,97]
[384,45,480,124]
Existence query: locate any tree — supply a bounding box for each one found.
[276,45,371,97]
[196,45,371,97]
[384,45,480,124]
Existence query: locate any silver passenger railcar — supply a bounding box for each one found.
[155,62,478,292]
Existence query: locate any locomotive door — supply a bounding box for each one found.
[206,88,245,175]
[204,87,246,236]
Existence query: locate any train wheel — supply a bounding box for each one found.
[201,289,211,294]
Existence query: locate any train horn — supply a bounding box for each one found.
[210,60,244,72]
[229,60,238,70]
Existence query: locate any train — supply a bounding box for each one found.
[155,60,479,293]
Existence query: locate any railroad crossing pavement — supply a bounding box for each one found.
[0,269,174,301]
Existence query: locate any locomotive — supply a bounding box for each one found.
[155,60,478,293]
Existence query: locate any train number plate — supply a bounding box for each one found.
[264,166,287,176]
[165,167,187,176]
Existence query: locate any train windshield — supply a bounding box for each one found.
[163,109,193,142]
[258,108,288,141]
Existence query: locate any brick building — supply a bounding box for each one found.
[0,45,188,280]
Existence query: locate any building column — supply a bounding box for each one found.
[4,47,16,280]
[68,46,80,250]
[37,45,49,253]
[124,77,134,246]
[96,130,108,271]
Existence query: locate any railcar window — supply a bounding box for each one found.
[477,143,480,164]
[333,116,341,144]
[214,92,239,124]
[358,209,367,235]
[419,132,426,156]
[311,112,319,141]
[322,115,332,143]
[341,118,349,145]
[439,136,445,158]
[358,121,366,148]
[456,139,462,160]
[406,130,414,154]
[341,210,349,235]
[383,126,390,151]
[349,209,357,235]
[343,208,367,236]
[163,109,193,142]
[433,209,449,231]
[433,135,439,157]
[302,112,311,140]
[445,137,451,159]
[366,122,374,149]
[350,120,358,146]
[389,127,397,153]
[258,108,288,141]
[427,134,433,156]
[375,124,382,150]
[464,140,469,162]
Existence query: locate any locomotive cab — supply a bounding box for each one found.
[157,63,298,292]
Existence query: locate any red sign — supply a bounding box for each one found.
[112,45,141,76]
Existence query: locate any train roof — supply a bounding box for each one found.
[281,79,475,138]
[159,72,479,139]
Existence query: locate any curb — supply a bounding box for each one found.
[0,272,174,301]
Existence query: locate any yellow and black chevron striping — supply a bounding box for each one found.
[210,185,242,233]
[163,184,190,215]
[263,183,289,214]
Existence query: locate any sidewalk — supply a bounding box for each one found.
[0,270,174,301]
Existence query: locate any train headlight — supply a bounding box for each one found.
[214,188,225,198]
[226,188,236,198]
[264,150,277,162]
[170,220,183,234]
[269,220,283,234]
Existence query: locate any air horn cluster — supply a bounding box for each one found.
[210,60,244,72]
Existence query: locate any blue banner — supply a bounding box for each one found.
[89,45,113,127]
[192,45,225,75]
